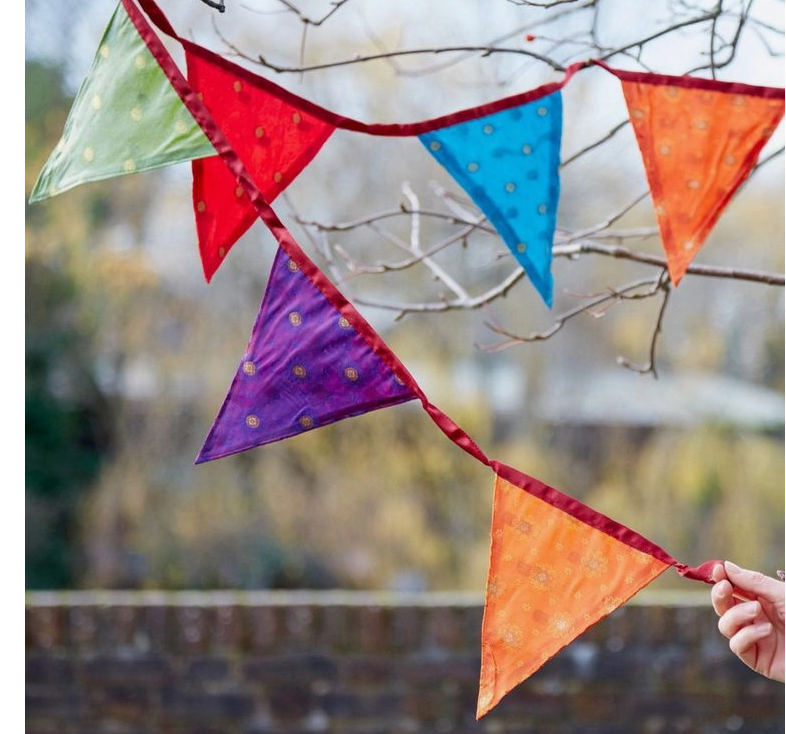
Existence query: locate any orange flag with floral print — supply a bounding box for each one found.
[477,469,671,719]
[617,71,784,285]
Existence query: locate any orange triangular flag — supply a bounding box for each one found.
[621,76,784,285]
[477,471,670,718]
[186,48,336,281]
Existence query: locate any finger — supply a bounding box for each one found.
[728,622,774,659]
[718,601,761,639]
[711,563,727,583]
[725,562,783,604]
[711,579,735,617]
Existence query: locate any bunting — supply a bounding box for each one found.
[176,22,579,302]
[29,2,784,298]
[599,63,785,285]
[28,2,214,203]
[30,0,584,303]
[27,0,774,720]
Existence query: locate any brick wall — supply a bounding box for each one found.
[26,591,784,734]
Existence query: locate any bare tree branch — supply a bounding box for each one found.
[561,118,629,166]
[616,270,671,378]
[221,0,783,376]
[477,275,663,352]
[596,7,722,64]
[512,0,592,7]
[353,267,526,320]
[554,241,785,286]
[227,43,570,74]
[197,0,225,12]
[273,0,351,27]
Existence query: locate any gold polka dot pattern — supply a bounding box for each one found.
[27,5,214,206]
[187,51,336,282]
[219,253,417,448]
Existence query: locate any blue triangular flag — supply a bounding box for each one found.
[419,91,563,306]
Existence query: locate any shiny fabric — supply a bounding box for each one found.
[186,50,336,282]
[196,246,417,462]
[33,2,749,714]
[622,79,784,285]
[28,3,214,203]
[477,473,670,718]
[419,91,562,307]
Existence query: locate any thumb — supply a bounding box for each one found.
[724,561,784,604]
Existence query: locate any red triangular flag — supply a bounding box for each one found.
[186,48,336,281]
[620,74,784,284]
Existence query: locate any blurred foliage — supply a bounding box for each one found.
[26,61,105,588]
[24,0,784,593]
[26,258,106,588]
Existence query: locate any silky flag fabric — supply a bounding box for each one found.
[28,2,214,204]
[419,92,563,307]
[619,73,785,285]
[44,4,726,716]
[477,470,671,718]
[196,246,418,462]
[186,49,336,282]
[134,0,584,296]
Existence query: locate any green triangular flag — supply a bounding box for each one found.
[29,2,215,203]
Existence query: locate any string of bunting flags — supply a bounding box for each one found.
[28,0,784,719]
[30,0,785,303]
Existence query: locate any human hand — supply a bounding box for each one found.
[711,561,785,682]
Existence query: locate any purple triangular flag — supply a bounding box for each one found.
[196,247,418,462]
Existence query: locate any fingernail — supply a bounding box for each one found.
[725,561,742,573]
[744,601,761,617]
[753,622,773,635]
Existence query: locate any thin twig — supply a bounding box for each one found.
[274,0,351,27]
[616,270,671,377]
[561,119,629,167]
[297,207,491,234]
[558,192,651,242]
[597,8,720,62]
[353,267,526,318]
[553,241,785,286]
[514,0,591,6]
[477,276,662,352]
[400,183,470,300]
[198,0,225,12]
[222,42,568,74]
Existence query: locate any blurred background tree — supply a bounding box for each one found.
[25,0,784,591]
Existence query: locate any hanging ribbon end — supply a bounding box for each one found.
[674,559,723,584]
